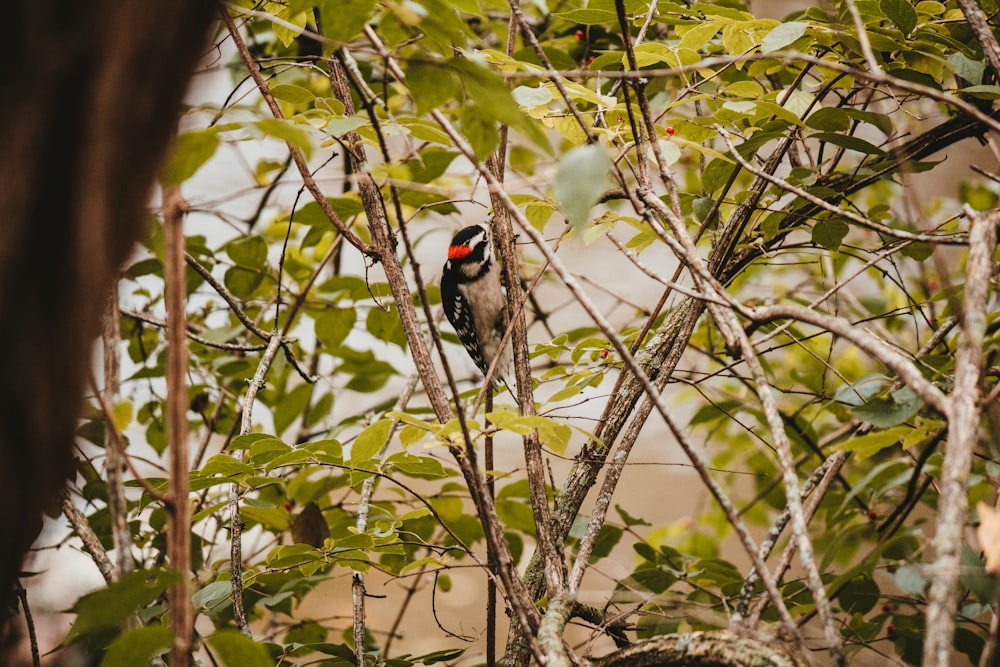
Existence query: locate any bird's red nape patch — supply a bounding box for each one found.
[448,244,472,259]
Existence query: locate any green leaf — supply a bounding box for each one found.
[230,433,279,450]
[487,411,572,455]
[553,144,612,227]
[831,425,909,460]
[223,266,263,299]
[810,132,885,155]
[65,569,179,645]
[852,386,924,428]
[351,419,392,462]
[366,304,407,349]
[880,0,918,35]
[960,85,1000,100]
[387,451,450,479]
[315,307,357,349]
[325,115,368,136]
[805,107,851,132]
[191,580,233,612]
[834,373,888,407]
[418,647,467,664]
[320,0,378,43]
[460,105,498,160]
[100,626,173,667]
[948,52,985,86]
[202,454,254,478]
[205,629,273,667]
[407,61,460,115]
[294,197,365,226]
[894,563,929,594]
[812,219,849,250]
[553,8,617,24]
[678,20,722,51]
[512,85,553,108]
[273,383,314,436]
[163,129,219,186]
[838,573,880,614]
[270,84,315,105]
[254,118,314,159]
[760,21,808,53]
[226,236,268,268]
[497,498,537,535]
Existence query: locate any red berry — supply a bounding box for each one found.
[886,624,895,635]
[588,56,595,64]
[575,30,584,39]
[600,349,610,359]
[284,502,293,511]
[881,604,891,613]
[666,126,676,135]
[867,510,878,521]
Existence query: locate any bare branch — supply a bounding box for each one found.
[923,207,997,666]
[164,187,193,666]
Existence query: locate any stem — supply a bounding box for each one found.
[923,208,996,666]
[164,187,193,666]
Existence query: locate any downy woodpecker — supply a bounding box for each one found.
[441,224,516,397]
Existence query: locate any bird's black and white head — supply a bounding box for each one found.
[443,224,493,281]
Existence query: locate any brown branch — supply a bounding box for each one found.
[60,490,114,585]
[924,207,997,666]
[164,187,193,666]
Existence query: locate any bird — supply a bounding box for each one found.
[440,223,517,399]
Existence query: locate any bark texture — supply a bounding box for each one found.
[589,631,805,667]
[0,1,214,652]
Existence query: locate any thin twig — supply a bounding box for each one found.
[121,308,269,352]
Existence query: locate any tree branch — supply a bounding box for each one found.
[923,207,997,666]
[164,187,193,666]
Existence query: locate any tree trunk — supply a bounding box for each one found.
[0,1,214,653]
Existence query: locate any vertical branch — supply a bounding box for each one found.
[102,280,133,582]
[353,30,547,660]
[924,208,996,667]
[484,391,497,667]
[230,332,284,637]
[164,187,192,666]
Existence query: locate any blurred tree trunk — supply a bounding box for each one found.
[0,1,214,652]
